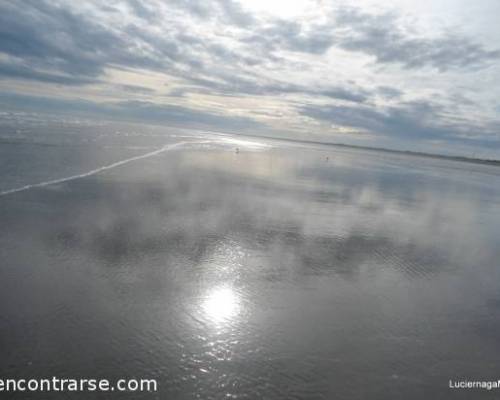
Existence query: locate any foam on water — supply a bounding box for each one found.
[0,135,271,197]
[0,141,198,197]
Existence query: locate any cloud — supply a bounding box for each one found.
[1,1,498,84]
[0,61,98,85]
[168,0,256,26]
[0,0,363,100]
[242,20,336,55]
[299,100,500,147]
[334,8,500,71]
[2,1,494,96]
[0,1,124,77]
[0,0,499,156]
[377,86,403,100]
[117,84,156,95]
[0,91,264,132]
[125,0,158,21]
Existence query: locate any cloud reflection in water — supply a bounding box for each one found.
[3,137,500,399]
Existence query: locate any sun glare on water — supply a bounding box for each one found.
[202,287,240,323]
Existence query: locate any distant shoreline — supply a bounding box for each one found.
[1,122,499,167]
[208,130,500,167]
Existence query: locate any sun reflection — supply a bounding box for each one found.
[202,287,240,323]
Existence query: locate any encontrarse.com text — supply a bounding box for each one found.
[0,377,157,392]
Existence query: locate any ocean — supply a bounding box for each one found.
[1,121,500,399]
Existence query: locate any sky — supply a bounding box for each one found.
[0,0,500,158]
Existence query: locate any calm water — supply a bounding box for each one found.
[1,128,500,399]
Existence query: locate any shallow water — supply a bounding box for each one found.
[1,131,500,399]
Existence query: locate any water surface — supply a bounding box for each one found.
[1,131,500,399]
